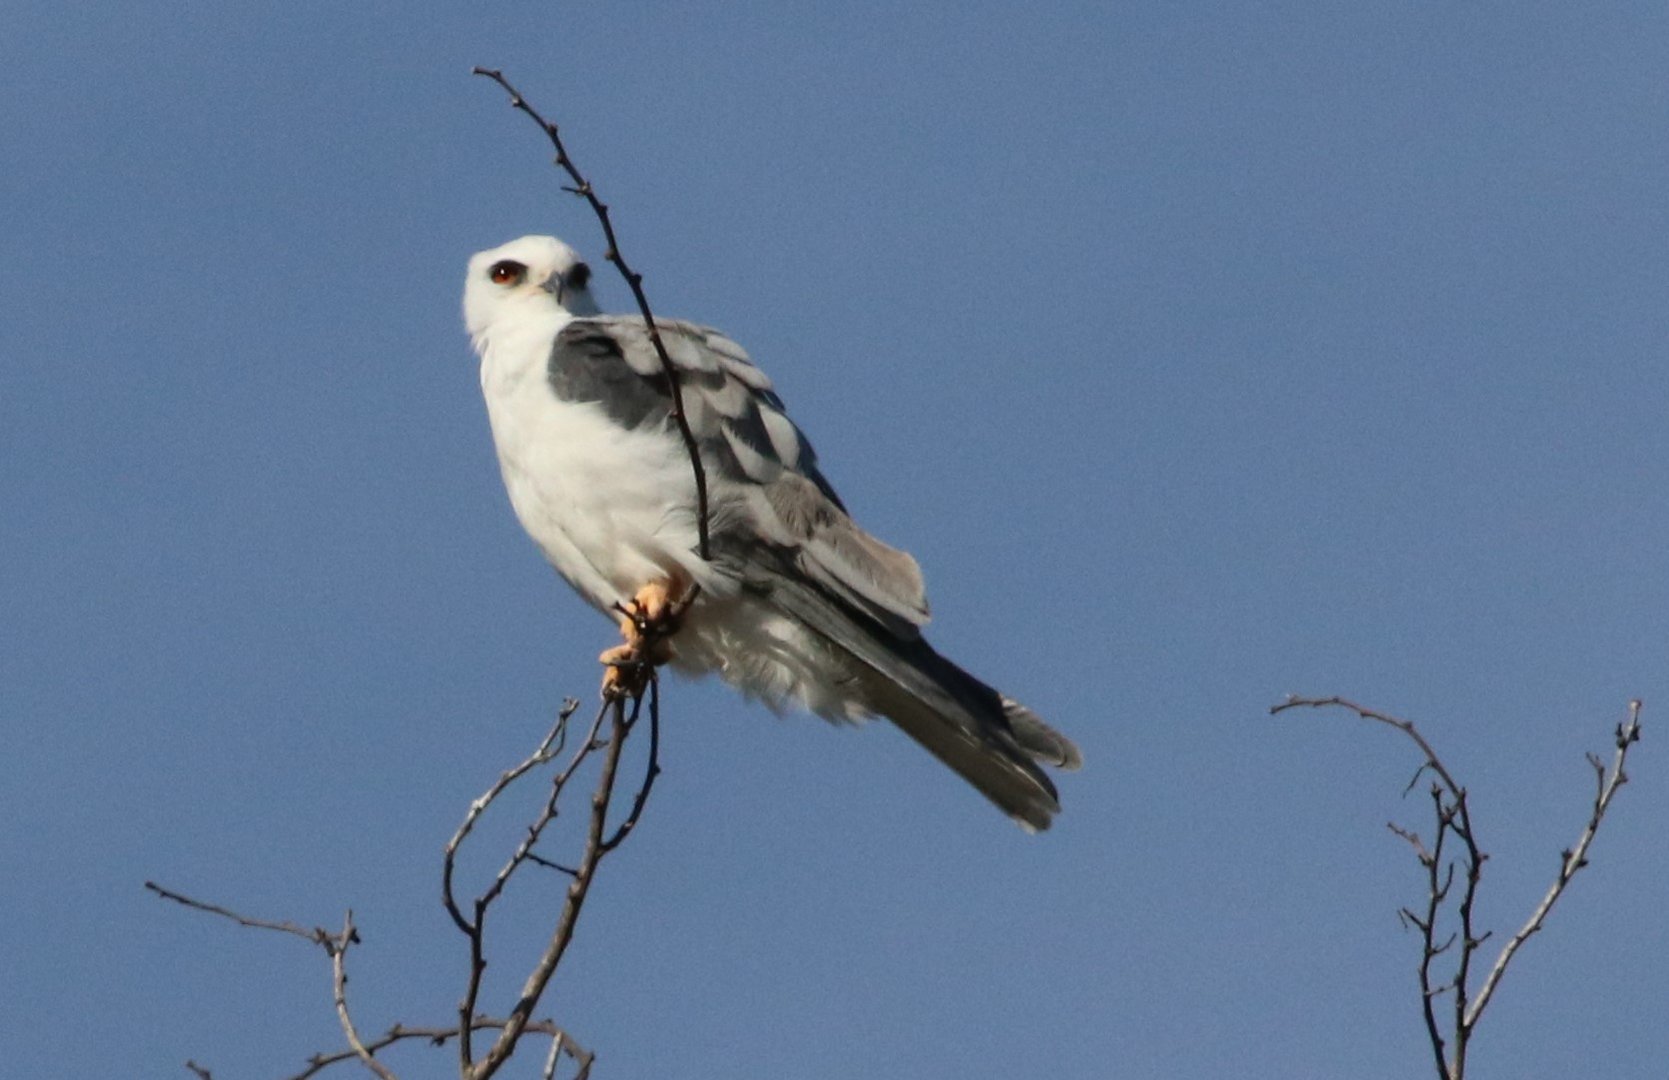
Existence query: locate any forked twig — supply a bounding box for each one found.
[451,697,614,1071]
[469,695,639,1079]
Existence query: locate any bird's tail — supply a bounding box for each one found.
[863,643,1082,832]
[770,579,1082,831]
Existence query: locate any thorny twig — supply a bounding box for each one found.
[1270,695,1644,1080]
[472,65,712,562]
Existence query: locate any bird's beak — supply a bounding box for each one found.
[540,273,565,306]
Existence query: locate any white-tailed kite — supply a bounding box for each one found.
[464,235,1081,830]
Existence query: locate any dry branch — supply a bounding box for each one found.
[148,676,661,1079]
[1270,695,1644,1080]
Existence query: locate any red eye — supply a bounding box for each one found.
[489,260,526,286]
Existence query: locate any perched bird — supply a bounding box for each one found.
[464,235,1081,830]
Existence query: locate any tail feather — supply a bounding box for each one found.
[1002,696,1084,771]
[767,577,1078,830]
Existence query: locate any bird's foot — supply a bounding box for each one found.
[599,574,699,700]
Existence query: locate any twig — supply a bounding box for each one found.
[1408,788,1452,1078]
[444,701,580,934]
[145,885,393,1079]
[145,881,333,947]
[329,912,395,1080]
[1272,695,1645,1080]
[185,1062,213,1079]
[1270,696,1466,798]
[471,695,638,1079]
[601,672,662,854]
[284,1019,586,1080]
[472,66,712,562]
[455,699,613,1071]
[1462,699,1643,1029]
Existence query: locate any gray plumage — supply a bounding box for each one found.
[545,313,1081,829]
[466,235,1079,830]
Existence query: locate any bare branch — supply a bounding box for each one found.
[145,881,332,947]
[444,700,580,935]
[326,911,395,1080]
[1463,700,1644,1030]
[284,1019,586,1080]
[601,672,663,854]
[1270,696,1466,799]
[471,65,712,561]
[471,695,639,1079]
[455,698,613,1071]
[1273,695,1645,1080]
[1411,787,1452,1080]
[146,885,394,1078]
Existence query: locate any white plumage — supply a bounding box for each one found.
[465,235,1080,829]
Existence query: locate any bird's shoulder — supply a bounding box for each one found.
[552,314,930,631]
[551,315,831,494]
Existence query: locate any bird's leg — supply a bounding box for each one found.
[599,570,698,700]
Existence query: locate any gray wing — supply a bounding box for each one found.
[549,315,931,632]
[549,315,1080,829]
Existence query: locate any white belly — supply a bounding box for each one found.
[480,331,702,614]
[477,318,870,723]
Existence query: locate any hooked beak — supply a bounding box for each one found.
[539,272,566,306]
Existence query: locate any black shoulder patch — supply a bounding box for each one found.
[547,324,671,429]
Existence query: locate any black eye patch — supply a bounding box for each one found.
[567,262,591,290]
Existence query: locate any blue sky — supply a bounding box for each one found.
[4,3,1666,1077]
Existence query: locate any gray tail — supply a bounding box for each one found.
[771,580,1082,831]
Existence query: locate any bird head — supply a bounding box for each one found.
[463,235,601,341]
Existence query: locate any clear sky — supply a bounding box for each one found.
[4,3,1665,1077]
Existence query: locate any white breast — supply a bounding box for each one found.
[477,312,702,614]
[474,313,870,723]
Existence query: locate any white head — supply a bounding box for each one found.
[463,235,601,342]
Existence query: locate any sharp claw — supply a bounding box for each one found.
[598,575,699,699]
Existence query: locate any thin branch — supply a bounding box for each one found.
[601,672,662,854]
[329,911,395,1080]
[185,1062,213,1079]
[1462,700,1643,1029]
[1272,694,1645,1080]
[472,65,712,561]
[471,695,637,1079]
[444,701,580,935]
[145,881,332,947]
[1270,696,1465,798]
[525,852,580,878]
[1449,792,1483,1080]
[1412,787,1452,1080]
[146,885,393,1079]
[285,1019,584,1080]
[456,699,613,1071]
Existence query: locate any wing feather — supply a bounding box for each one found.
[558,315,927,624]
[547,312,1077,829]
